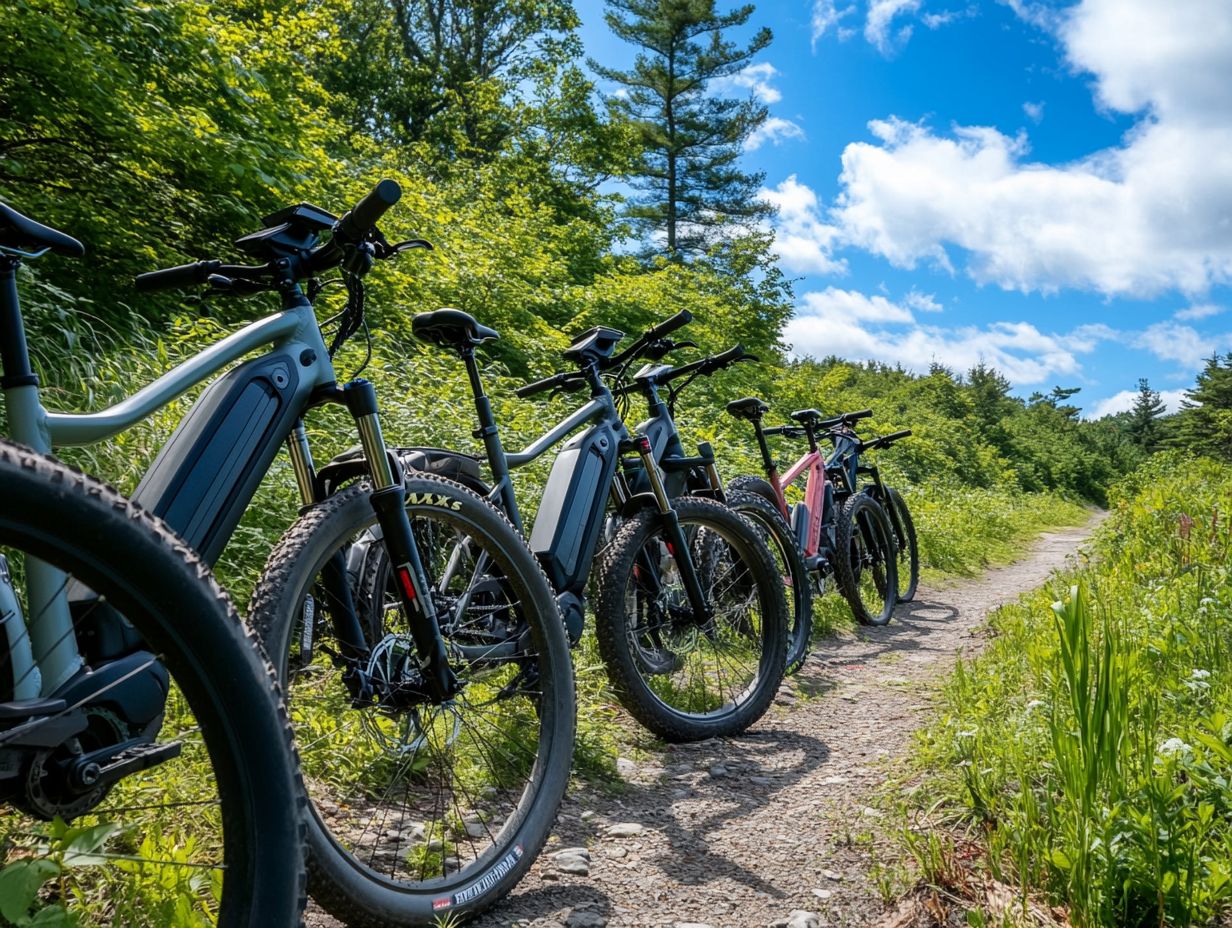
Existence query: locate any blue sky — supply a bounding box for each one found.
[574,0,1232,418]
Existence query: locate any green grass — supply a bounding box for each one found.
[901,454,1232,927]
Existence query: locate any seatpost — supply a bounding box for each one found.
[460,346,518,521]
[750,415,778,484]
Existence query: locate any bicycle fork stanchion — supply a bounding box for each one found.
[631,435,712,626]
[344,379,459,701]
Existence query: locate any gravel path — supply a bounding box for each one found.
[309,513,1104,928]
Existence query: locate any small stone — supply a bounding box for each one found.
[822,869,843,881]
[555,855,590,876]
[566,911,607,927]
[674,923,714,928]
[443,856,460,872]
[580,810,596,821]
[749,776,773,786]
[616,757,637,777]
[812,888,833,900]
[554,847,591,861]
[465,822,488,838]
[822,776,849,785]
[604,847,627,858]
[786,911,822,928]
[708,764,729,778]
[607,822,645,837]
[861,807,882,818]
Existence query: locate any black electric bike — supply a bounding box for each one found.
[824,419,918,603]
[613,340,814,675]
[398,308,789,743]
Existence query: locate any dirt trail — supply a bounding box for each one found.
[478,513,1105,928]
[307,513,1105,928]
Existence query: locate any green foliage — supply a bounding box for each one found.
[908,455,1232,926]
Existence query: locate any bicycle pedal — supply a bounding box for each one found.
[73,739,183,791]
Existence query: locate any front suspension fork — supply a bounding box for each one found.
[632,436,712,626]
[345,380,459,702]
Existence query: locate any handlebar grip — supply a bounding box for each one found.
[849,409,874,422]
[134,260,220,292]
[645,310,693,342]
[336,179,402,243]
[515,372,568,399]
[881,429,912,443]
[707,343,746,370]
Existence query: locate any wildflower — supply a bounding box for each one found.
[1158,737,1191,757]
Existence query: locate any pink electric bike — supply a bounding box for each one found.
[726,400,899,658]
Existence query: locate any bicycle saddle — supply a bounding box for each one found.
[725,396,769,421]
[0,203,85,258]
[790,408,824,425]
[412,308,500,349]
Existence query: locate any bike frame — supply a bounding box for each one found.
[445,344,713,641]
[777,450,829,561]
[0,254,404,699]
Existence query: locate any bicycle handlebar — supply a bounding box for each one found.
[515,371,581,399]
[135,180,403,292]
[860,428,912,451]
[818,408,873,430]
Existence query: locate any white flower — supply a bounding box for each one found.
[1192,669,1211,680]
[1158,738,1191,757]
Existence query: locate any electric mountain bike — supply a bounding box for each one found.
[400,307,789,742]
[0,207,305,926]
[823,419,918,603]
[728,403,899,628]
[612,336,814,675]
[3,186,575,927]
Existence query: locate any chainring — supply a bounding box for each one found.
[22,707,127,820]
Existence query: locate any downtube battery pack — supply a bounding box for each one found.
[131,352,308,564]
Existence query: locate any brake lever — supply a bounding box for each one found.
[206,274,267,297]
[377,238,434,259]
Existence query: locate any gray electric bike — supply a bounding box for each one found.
[0,209,307,925]
[1,186,575,926]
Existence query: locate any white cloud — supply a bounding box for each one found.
[1175,303,1226,321]
[903,289,943,312]
[865,0,920,53]
[714,62,784,104]
[759,175,845,275]
[804,0,1232,300]
[1087,388,1187,419]
[745,116,806,151]
[1022,101,1044,123]
[831,116,1232,298]
[784,287,1097,384]
[1132,322,1218,369]
[812,0,856,43]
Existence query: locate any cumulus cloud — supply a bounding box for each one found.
[745,116,806,151]
[812,0,856,43]
[1022,101,1044,123]
[714,62,784,104]
[786,0,1232,299]
[1086,388,1187,419]
[784,287,1098,384]
[759,175,846,275]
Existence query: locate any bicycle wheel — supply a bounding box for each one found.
[725,489,813,674]
[0,442,305,928]
[249,474,574,927]
[884,487,919,603]
[727,474,780,509]
[834,493,898,626]
[593,496,788,742]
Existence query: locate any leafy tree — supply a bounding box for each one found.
[1173,353,1232,461]
[1126,377,1166,452]
[595,0,773,257]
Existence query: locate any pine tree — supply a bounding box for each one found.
[595,0,773,257]
[1127,377,1166,452]
[1173,353,1232,460]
